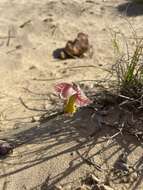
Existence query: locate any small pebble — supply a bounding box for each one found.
[29,65,37,70]
[70,152,74,156]
[16,45,22,49]
[43,18,53,22]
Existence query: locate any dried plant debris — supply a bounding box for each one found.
[81,174,114,190]
[59,33,92,59]
[90,91,143,143]
[106,152,140,184]
[83,174,100,186]
[51,174,114,190]
[112,152,131,179]
[0,141,14,157]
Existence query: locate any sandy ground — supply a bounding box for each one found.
[0,0,143,189]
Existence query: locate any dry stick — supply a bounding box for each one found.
[20,20,31,28]
[68,65,112,82]
[19,97,64,121]
[67,65,110,77]
[6,29,11,46]
[2,181,10,190]
[51,25,58,37]
[119,94,134,101]
[76,150,102,172]
[102,120,143,144]
[22,87,54,96]
[32,77,63,81]
[119,94,142,107]
[105,127,123,146]
[39,111,64,123]
[6,45,22,54]
[19,97,49,112]
[0,31,15,47]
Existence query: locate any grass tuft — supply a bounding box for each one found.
[111,29,143,105]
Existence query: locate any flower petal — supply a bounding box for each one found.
[54,83,76,99]
[75,95,92,106]
[72,84,92,106]
[54,82,92,107]
[54,83,71,93]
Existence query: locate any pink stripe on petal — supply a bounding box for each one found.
[61,86,76,99]
[54,83,72,93]
[73,85,92,106]
[76,95,92,106]
[54,83,76,99]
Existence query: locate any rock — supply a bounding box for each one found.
[59,33,90,59]
[100,184,114,190]
[0,142,14,156]
[64,33,89,58]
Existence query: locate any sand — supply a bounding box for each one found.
[0,0,143,189]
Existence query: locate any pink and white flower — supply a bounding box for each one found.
[54,82,92,107]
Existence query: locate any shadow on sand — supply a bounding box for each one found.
[117,2,143,17]
[0,102,142,190]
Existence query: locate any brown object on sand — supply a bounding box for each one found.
[61,32,90,59]
[0,142,13,156]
